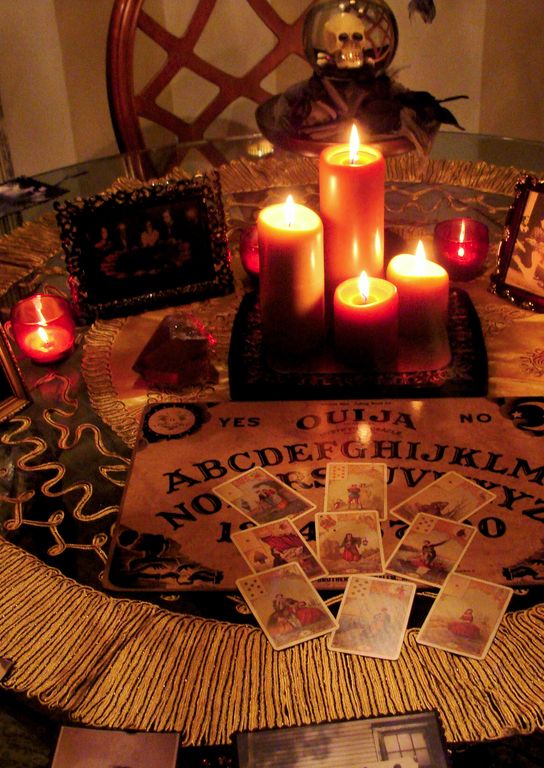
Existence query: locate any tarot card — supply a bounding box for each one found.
[232,518,326,580]
[236,562,338,650]
[385,513,476,588]
[316,510,385,576]
[324,462,387,521]
[417,572,513,659]
[329,576,416,660]
[390,470,496,524]
[214,467,315,524]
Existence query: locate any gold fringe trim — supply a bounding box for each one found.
[1,537,543,744]
[0,213,61,298]
[217,154,526,197]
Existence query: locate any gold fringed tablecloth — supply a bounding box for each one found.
[2,152,544,746]
[1,537,543,744]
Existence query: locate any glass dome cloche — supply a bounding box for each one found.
[256,0,465,157]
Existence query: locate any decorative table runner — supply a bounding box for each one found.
[1,153,543,746]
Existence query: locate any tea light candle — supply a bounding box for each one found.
[257,195,325,357]
[320,124,385,321]
[8,294,75,364]
[386,241,450,370]
[334,271,398,369]
[433,217,489,280]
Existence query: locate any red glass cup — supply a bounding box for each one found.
[239,224,260,279]
[6,294,76,363]
[433,218,489,281]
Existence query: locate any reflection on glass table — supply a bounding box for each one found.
[4,131,544,231]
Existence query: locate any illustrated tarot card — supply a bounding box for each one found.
[232,518,326,580]
[324,462,387,521]
[214,467,315,524]
[385,513,476,588]
[417,572,513,659]
[390,470,496,524]
[316,510,385,576]
[236,562,338,650]
[329,575,416,660]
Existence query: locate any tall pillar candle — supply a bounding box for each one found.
[386,241,450,370]
[257,195,325,358]
[319,125,385,323]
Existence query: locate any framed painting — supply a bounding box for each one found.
[0,323,31,423]
[490,174,544,312]
[55,171,233,322]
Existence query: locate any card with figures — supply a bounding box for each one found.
[329,575,416,660]
[236,562,338,650]
[390,470,496,524]
[214,466,315,525]
[417,572,513,659]
[385,513,476,588]
[316,510,385,576]
[232,518,326,580]
[324,462,388,521]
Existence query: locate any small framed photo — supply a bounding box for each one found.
[236,710,450,768]
[0,324,31,423]
[55,171,233,322]
[490,174,544,312]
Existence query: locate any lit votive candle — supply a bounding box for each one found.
[257,195,325,358]
[7,294,76,364]
[433,217,489,281]
[386,241,450,370]
[333,271,398,370]
[320,124,385,322]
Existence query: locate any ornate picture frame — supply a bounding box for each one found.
[0,324,31,423]
[490,174,544,312]
[55,171,233,322]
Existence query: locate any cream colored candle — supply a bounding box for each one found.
[386,241,450,370]
[257,196,325,357]
[320,124,385,323]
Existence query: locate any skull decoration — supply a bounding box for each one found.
[323,12,367,69]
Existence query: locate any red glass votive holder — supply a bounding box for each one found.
[7,294,76,363]
[239,224,260,279]
[433,218,489,281]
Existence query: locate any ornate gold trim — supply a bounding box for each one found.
[1,538,543,743]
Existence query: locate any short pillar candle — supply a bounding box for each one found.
[333,271,398,370]
[386,241,450,370]
[320,125,385,322]
[257,196,325,357]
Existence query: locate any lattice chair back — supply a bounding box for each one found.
[106,0,315,164]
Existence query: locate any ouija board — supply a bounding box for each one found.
[103,397,544,595]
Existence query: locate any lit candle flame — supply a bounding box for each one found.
[284,194,295,227]
[37,326,49,342]
[414,240,427,274]
[358,270,369,303]
[349,124,360,165]
[457,219,466,258]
